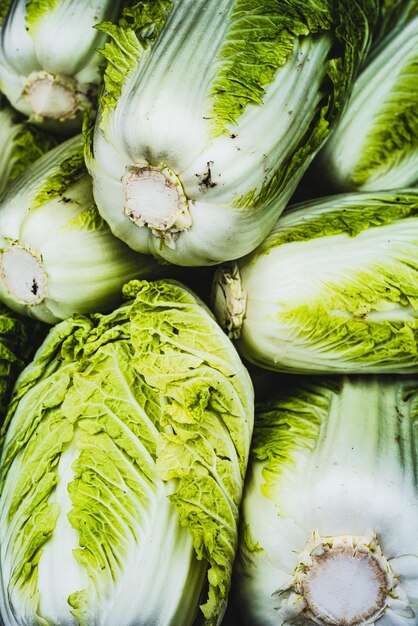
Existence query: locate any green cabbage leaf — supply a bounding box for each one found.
[0,304,45,424]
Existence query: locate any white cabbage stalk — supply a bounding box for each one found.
[0,96,56,195]
[232,375,418,626]
[86,0,378,266]
[0,0,121,132]
[0,279,254,626]
[211,190,418,373]
[0,135,165,324]
[317,13,418,191]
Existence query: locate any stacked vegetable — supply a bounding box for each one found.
[233,376,418,625]
[0,279,254,626]
[0,1,416,625]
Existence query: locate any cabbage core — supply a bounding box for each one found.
[276,532,413,625]
[0,244,47,304]
[23,71,81,121]
[122,164,191,248]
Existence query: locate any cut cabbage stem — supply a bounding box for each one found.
[212,262,246,339]
[276,532,412,625]
[24,71,80,121]
[302,545,386,624]
[0,244,47,305]
[122,164,192,248]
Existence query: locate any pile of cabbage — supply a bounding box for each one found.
[0,1,417,626]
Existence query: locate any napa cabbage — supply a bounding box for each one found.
[0,0,122,132]
[86,0,378,266]
[318,10,418,191]
[232,375,418,626]
[0,279,254,626]
[0,134,167,323]
[212,190,418,373]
